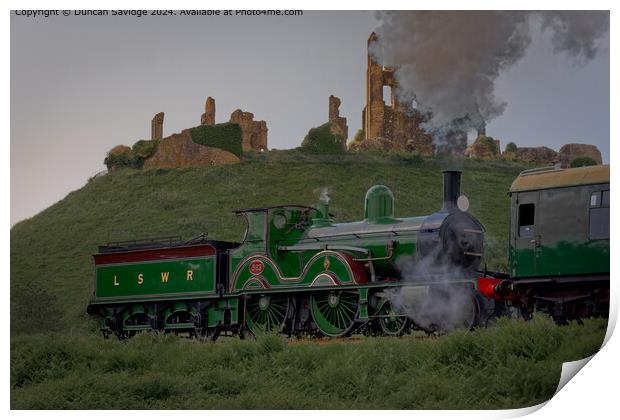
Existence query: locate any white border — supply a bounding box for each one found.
[4,1,617,419]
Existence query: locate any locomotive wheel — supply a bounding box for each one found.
[311,290,358,337]
[246,294,289,336]
[377,301,409,336]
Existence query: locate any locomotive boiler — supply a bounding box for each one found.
[87,170,488,339]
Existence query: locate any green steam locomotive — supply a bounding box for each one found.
[87,170,488,339]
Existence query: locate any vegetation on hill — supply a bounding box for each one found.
[300,123,346,154]
[570,156,598,168]
[476,135,499,155]
[10,316,606,409]
[104,139,160,170]
[348,128,366,150]
[189,122,243,158]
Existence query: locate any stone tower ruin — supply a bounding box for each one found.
[229,109,268,152]
[151,112,164,140]
[362,32,433,155]
[201,97,216,126]
[328,95,348,142]
[197,96,268,152]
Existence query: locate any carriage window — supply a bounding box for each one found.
[589,190,609,239]
[602,190,610,206]
[589,208,609,239]
[518,203,535,238]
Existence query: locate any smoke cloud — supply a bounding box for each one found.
[387,239,481,332]
[372,11,609,130]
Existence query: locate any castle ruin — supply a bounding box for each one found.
[198,97,268,152]
[151,112,164,140]
[328,95,348,142]
[229,109,268,152]
[200,97,216,126]
[362,32,434,155]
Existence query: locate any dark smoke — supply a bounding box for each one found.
[372,11,609,131]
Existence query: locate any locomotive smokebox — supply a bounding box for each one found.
[442,170,462,212]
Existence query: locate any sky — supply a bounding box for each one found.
[10,10,610,226]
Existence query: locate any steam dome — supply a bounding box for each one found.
[364,185,394,222]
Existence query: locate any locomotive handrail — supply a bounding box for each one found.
[353,241,396,262]
[305,228,419,242]
[277,244,370,255]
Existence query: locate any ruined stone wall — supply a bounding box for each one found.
[464,136,501,159]
[201,97,215,126]
[516,146,559,166]
[229,109,268,152]
[328,95,348,141]
[143,129,240,169]
[558,143,602,168]
[151,112,164,140]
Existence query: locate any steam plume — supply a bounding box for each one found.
[372,11,609,130]
[388,240,480,332]
[315,187,331,204]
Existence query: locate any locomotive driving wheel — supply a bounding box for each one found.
[377,301,409,336]
[311,290,359,337]
[245,294,289,336]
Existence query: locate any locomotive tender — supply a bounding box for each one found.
[87,170,487,338]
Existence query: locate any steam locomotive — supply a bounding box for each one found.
[87,165,610,339]
[87,170,490,339]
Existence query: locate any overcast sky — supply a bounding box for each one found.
[10,11,610,226]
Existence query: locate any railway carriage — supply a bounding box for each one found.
[478,165,610,322]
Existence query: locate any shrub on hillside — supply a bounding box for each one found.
[505,142,517,154]
[347,129,365,150]
[130,139,160,169]
[300,123,346,154]
[570,156,598,168]
[476,136,498,156]
[189,123,243,158]
[104,140,161,171]
[104,145,134,171]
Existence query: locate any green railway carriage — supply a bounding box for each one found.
[479,165,610,322]
[87,170,489,339]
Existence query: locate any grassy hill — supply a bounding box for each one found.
[10,150,608,409]
[11,151,524,336]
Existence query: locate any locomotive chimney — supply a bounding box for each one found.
[442,170,461,212]
[312,202,332,227]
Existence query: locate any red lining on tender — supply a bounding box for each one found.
[93,244,216,265]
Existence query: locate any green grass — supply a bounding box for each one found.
[10,316,606,409]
